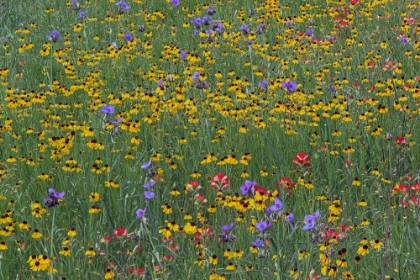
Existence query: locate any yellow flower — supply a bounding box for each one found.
[224,249,233,259]
[161,204,173,214]
[105,268,114,279]
[209,254,218,265]
[183,222,197,234]
[233,250,244,259]
[159,227,172,238]
[59,247,71,256]
[169,189,180,196]
[336,258,348,267]
[226,263,236,270]
[370,239,383,249]
[68,228,77,237]
[89,192,100,202]
[0,241,7,250]
[85,247,96,257]
[32,229,42,239]
[357,245,369,256]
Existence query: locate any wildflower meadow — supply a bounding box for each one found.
[1,0,420,279]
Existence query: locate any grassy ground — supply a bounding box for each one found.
[1,0,420,279]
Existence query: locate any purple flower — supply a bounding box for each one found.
[306,29,315,36]
[240,180,257,196]
[221,222,234,232]
[179,49,186,59]
[125,33,133,42]
[255,220,271,232]
[302,210,320,230]
[46,30,61,42]
[258,79,268,87]
[191,17,201,29]
[170,0,180,6]
[111,42,118,49]
[44,188,65,208]
[285,212,294,222]
[143,180,156,188]
[329,86,335,92]
[116,1,130,11]
[203,16,211,25]
[79,11,86,18]
[192,72,200,80]
[401,37,408,45]
[99,105,115,115]
[156,79,164,86]
[109,118,122,125]
[250,238,264,247]
[48,188,65,199]
[256,23,266,34]
[141,160,152,169]
[144,191,155,199]
[135,208,147,219]
[328,36,335,42]
[206,6,216,15]
[245,40,253,45]
[240,24,250,35]
[269,198,283,212]
[282,81,298,93]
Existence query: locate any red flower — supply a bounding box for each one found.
[113,228,128,239]
[129,267,145,276]
[210,173,230,189]
[395,137,406,146]
[278,177,294,190]
[253,185,268,195]
[292,152,310,167]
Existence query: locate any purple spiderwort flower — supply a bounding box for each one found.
[135,208,146,219]
[116,1,130,12]
[99,105,115,115]
[250,238,264,247]
[109,118,122,125]
[306,29,315,36]
[170,0,180,7]
[44,188,65,208]
[125,33,133,42]
[285,212,294,222]
[156,79,164,87]
[141,160,152,170]
[282,81,298,93]
[329,86,335,92]
[240,180,257,196]
[269,198,283,212]
[46,30,61,42]
[144,191,155,199]
[401,37,408,45]
[206,6,216,15]
[245,40,253,45]
[179,49,186,59]
[255,220,271,232]
[221,222,234,232]
[79,11,86,19]
[302,210,320,230]
[202,16,211,25]
[111,42,118,49]
[143,180,156,188]
[192,72,200,80]
[258,79,268,87]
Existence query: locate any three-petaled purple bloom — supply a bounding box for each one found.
[46,30,61,42]
[79,11,86,19]
[250,238,264,247]
[306,29,315,36]
[221,222,234,232]
[135,208,147,219]
[240,24,250,35]
[179,49,186,59]
[269,198,283,212]
[116,1,130,11]
[282,81,298,93]
[285,212,294,222]
[170,0,180,7]
[258,79,268,87]
[141,160,152,169]
[240,180,257,196]
[125,33,133,42]
[44,188,65,208]
[302,210,320,230]
[255,220,271,232]
[99,105,115,115]
[144,191,155,199]
[401,37,408,45]
[143,180,156,188]
[192,72,200,80]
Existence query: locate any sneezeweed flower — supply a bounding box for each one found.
[105,268,114,279]
[46,30,61,42]
[169,0,180,7]
[135,208,146,219]
[282,81,298,93]
[302,210,320,230]
[44,188,65,208]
